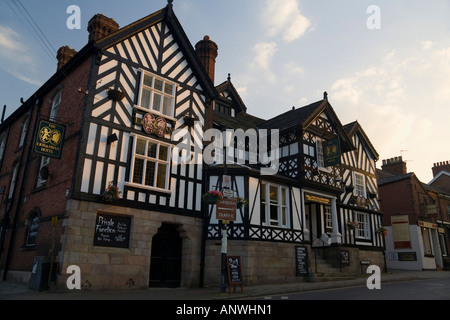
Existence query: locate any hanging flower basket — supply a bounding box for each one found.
[107,88,125,101]
[346,221,359,230]
[101,182,122,203]
[236,197,248,209]
[202,190,223,204]
[376,226,388,236]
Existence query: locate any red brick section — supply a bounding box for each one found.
[0,55,92,274]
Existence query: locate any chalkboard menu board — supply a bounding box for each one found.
[227,256,243,284]
[93,213,131,248]
[295,246,309,276]
[339,250,350,265]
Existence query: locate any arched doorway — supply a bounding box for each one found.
[149,223,182,288]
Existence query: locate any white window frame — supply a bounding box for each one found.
[8,162,19,199]
[127,134,172,193]
[260,182,290,228]
[135,70,177,121]
[316,139,330,172]
[36,156,50,188]
[354,172,366,197]
[0,133,6,163]
[49,90,62,122]
[19,116,29,148]
[26,213,39,247]
[355,211,370,239]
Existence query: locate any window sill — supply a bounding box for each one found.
[20,245,36,251]
[125,182,172,195]
[133,105,177,123]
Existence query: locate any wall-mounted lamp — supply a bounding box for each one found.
[107,133,118,144]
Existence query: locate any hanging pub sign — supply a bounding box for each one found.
[323,138,341,167]
[35,119,66,159]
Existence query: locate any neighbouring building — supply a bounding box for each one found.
[0,1,385,292]
[377,156,450,270]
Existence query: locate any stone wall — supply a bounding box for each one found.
[204,240,304,287]
[56,200,202,291]
[204,240,386,287]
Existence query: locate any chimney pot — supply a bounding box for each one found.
[195,35,218,84]
[381,155,407,175]
[88,14,119,43]
[56,46,77,70]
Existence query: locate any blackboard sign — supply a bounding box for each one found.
[226,256,243,293]
[93,213,131,248]
[295,246,309,276]
[339,250,350,265]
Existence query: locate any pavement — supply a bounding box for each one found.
[0,269,449,300]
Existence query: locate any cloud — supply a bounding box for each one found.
[251,42,277,70]
[0,25,42,86]
[329,41,450,181]
[261,0,311,43]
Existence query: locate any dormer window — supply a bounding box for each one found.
[213,102,234,117]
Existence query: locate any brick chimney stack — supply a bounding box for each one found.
[56,46,77,70]
[432,161,450,177]
[195,35,218,84]
[87,14,119,43]
[381,156,407,175]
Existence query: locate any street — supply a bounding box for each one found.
[258,277,450,300]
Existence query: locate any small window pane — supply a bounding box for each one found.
[159,145,169,161]
[164,83,173,95]
[133,158,144,184]
[270,205,278,224]
[147,142,157,158]
[154,78,163,91]
[156,164,167,189]
[26,215,39,246]
[281,188,286,205]
[136,139,146,155]
[145,161,156,186]
[153,93,162,112]
[163,96,172,116]
[141,88,151,109]
[143,75,153,87]
[269,186,278,204]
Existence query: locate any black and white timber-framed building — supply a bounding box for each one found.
[0,1,385,291]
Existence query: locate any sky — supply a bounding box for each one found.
[1,0,449,183]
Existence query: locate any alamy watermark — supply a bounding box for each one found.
[66,5,81,30]
[367,5,381,30]
[172,127,280,176]
[366,264,381,289]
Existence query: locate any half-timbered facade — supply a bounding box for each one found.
[63,5,219,289]
[1,1,385,291]
[203,91,385,285]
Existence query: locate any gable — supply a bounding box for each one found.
[103,22,201,91]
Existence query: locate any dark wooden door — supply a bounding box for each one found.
[149,223,182,288]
